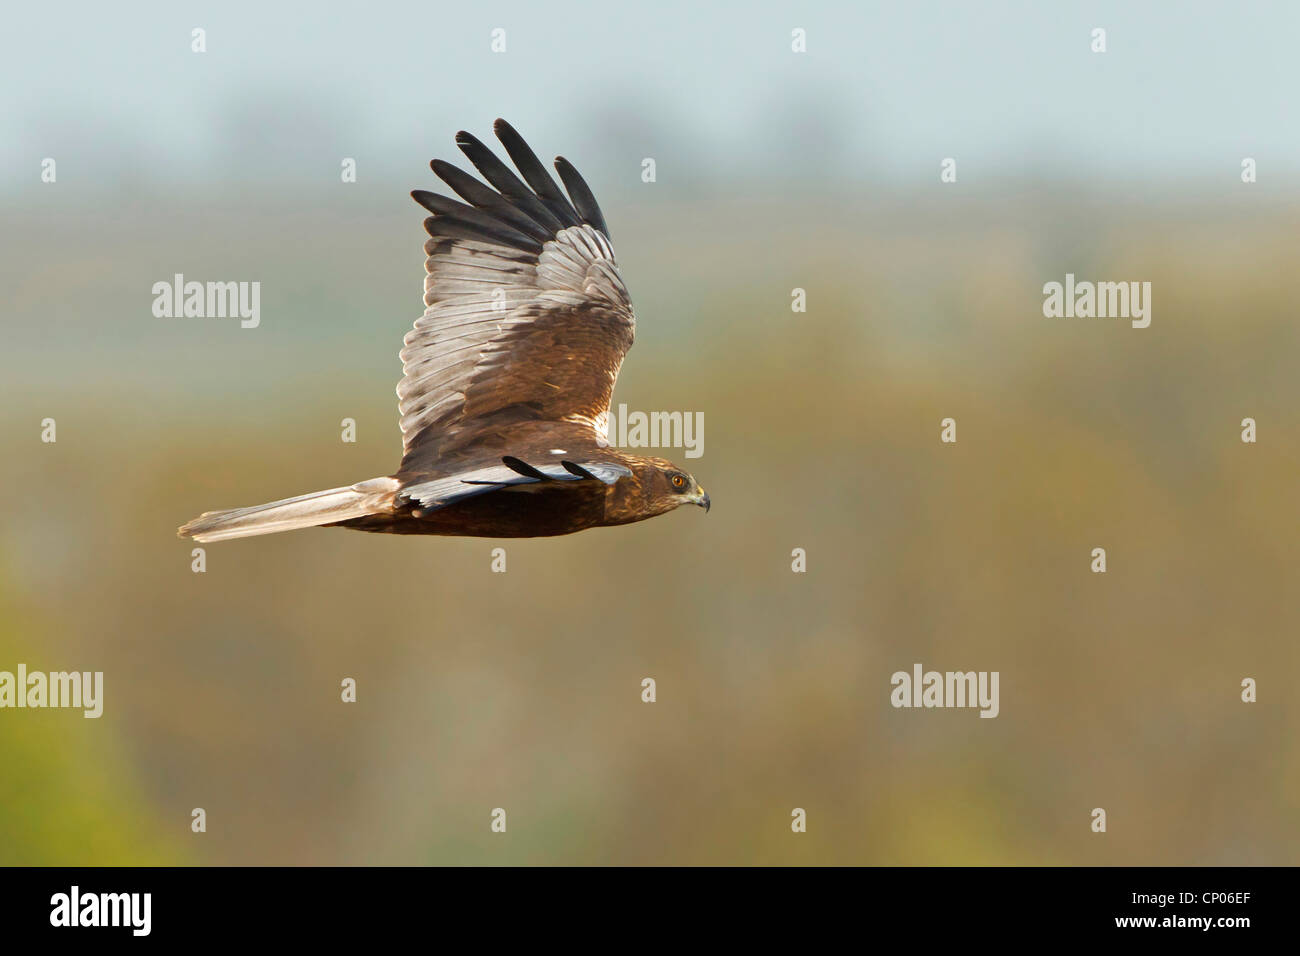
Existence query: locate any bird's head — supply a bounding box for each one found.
[645,458,710,514]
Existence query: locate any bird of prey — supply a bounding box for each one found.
[179,119,709,543]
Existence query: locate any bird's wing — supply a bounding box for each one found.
[397,119,634,476]
[400,455,632,511]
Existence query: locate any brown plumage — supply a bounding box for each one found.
[178,119,709,544]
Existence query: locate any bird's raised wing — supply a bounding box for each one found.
[397,119,634,476]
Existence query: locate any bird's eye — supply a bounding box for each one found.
[671,474,686,489]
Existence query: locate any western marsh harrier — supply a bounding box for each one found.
[179,120,709,543]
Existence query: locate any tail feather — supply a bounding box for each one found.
[178,477,397,543]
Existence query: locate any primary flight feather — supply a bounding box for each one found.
[178,119,709,543]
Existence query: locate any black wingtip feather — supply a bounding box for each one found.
[493,119,581,228]
[455,130,566,233]
[416,122,612,253]
[561,460,598,480]
[410,189,445,214]
[421,214,542,254]
[501,456,552,481]
[554,156,610,238]
[429,159,553,242]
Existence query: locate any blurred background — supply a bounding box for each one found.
[2,0,1298,864]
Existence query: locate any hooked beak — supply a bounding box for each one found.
[696,489,711,513]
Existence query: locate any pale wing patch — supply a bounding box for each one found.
[401,458,632,510]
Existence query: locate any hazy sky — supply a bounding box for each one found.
[3,1,1298,197]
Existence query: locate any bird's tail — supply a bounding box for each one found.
[177,477,398,543]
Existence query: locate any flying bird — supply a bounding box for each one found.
[179,119,709,543]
